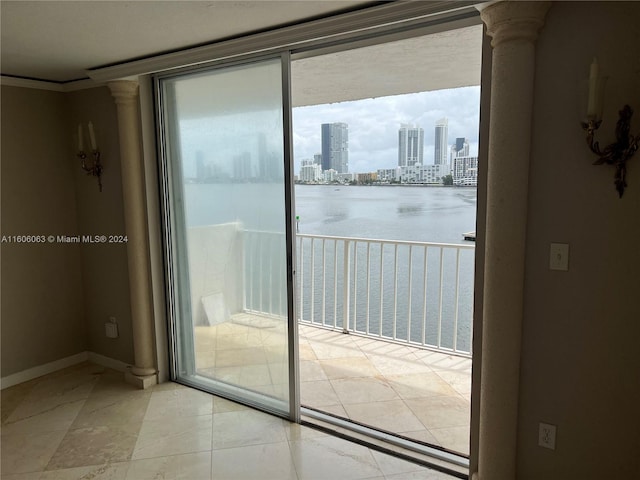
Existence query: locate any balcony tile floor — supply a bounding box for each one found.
[193,316,471,456]
[1,363,457,479]
[298,324,471,455]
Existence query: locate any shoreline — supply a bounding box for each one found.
[295,183,477,188]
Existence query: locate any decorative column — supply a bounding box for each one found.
[109,80,157,388]
[474,2,550,480]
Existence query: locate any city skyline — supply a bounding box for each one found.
[293,86,480,174]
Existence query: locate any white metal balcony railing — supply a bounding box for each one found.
[242,231,475,357]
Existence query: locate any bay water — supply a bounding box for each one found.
[184,183,477,352]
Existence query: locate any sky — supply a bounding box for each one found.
[292,86,481,174]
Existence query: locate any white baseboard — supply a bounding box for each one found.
[0,352,89,390]
[1,351,132,390]
[88,352,130,373]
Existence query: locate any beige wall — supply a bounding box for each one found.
[1,84,135,378]
[2,3,639,475]
[517,2,640,478]
[1,86,85,376]
[67,87,134,365]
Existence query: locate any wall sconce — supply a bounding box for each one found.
[581,58,639,198]
[77,122,103,192]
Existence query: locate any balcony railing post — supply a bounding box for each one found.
[290,233,473,357]
[343,239,351,333]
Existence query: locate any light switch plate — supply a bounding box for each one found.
[549,243,569,271]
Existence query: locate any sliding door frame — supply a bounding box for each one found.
[281,51,301,423]
[149,4,484,472]
[154,51,300,421]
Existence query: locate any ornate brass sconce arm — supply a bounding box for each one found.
[581,105,639,198]
[78,150,104,192]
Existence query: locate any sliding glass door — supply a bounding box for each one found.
[154,12,478,466]
[157,55,298,418]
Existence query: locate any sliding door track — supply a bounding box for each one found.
[301,406,469,479]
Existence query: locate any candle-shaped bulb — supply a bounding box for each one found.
[587,57,599,118]
[78,124,84,151]
[88,122,97,151]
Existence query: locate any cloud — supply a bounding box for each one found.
[293,86,480,172]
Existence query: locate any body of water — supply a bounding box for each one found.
[294,185,477,353]
[294,184,477,244]
[184,183,477,352]
[185,183,477,244]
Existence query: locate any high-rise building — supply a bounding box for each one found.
[450,137,469,163]
[300,163,322,183]
[321,123,349,173]
[398,124,424,167]
[196,151,206,181]
[456,137,469,157]
[398,164,451,184]
[233,152,252,181]
[257,133,281,181]
[434,118,449,165]
[452,155,479,186]
[323,169,338,183]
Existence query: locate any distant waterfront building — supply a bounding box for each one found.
[377,168,400,183]
[313,153,323,165]
[337,172,356,183]
[356,172,377,184]
[450,137,469,162]
[434,118,449,166]
[398,124,424,167]
[324,169,338,183]
[196,151,206,181]
[321,123,349,173]
[300,163,323,183]
[257,133,281,181]
[233,152,252,181]
[399,164,451,184]
[452,156,478,186]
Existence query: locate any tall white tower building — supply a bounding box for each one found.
[398,124,424,167]
[434,118,449,165]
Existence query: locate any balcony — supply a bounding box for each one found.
[194,231,473,456]
[298,323,471,455]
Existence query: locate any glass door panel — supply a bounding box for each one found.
[158,56,294,417]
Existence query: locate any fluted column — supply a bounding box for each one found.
[109,80,157,388]
[474,2,550,479]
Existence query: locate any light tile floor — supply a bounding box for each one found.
[1,363,457,479]
[191,315,472,456]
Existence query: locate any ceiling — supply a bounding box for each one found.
[0,0,373,83]
[172,23,482,117]
[1,1,483,108]
[291,24,482,107]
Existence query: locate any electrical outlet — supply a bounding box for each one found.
[549,243,569,271]
[538,423,556,450]
[105,320,119,338]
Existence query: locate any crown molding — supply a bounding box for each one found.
[0,75,105,92]
[0,75,65,91]
[64,78,107,91]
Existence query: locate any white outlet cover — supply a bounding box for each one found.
[549,243,569,271]
[105,322,119,339]
[538,422,556,450]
